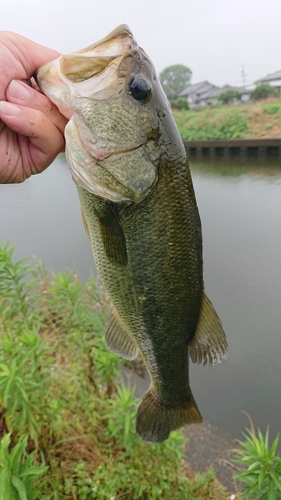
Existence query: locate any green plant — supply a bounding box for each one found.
[105,381,141,449]
[60,432,222,500]
[234,426,281,499]
[251,83,279,101]
[169,97,189,110]
[0,433,48,500]
[0,326,52,445]
[218,89,242,104]
[265,102,281,114]
[0,242,39,331]
[175,107,249,140]
[0,241,227,499]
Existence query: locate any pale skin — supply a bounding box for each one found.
[0,31,68,183]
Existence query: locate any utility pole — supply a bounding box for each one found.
[241,65,246,87]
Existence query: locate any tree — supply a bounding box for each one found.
[251,83,279,101]
[160,64,192,98]
[169,98,189,110]
[218,89,242,105]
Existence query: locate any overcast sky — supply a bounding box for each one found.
[2,0,281,88]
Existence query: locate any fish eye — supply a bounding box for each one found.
[129,76,151,102]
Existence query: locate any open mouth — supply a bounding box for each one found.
[36,25,135,111]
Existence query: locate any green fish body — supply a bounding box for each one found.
[37,25,227,443]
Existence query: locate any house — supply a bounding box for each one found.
[179,81,252,108]
[255,70,281,94]
[178,81,219,108]
[212,84,252,103]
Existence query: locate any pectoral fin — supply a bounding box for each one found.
[189,292,228,365]
[105,310,139,360]
[94,203,127,266]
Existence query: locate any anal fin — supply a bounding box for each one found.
[105,310,139,360]
[189,292,228,365]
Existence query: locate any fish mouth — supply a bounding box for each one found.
[36,24,135,114]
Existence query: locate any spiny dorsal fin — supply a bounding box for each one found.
[189,292,228,365]
[94,203,127,266]
[105,310,139,360]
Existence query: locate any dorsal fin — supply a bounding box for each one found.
[189,292,228,365]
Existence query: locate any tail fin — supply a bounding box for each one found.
[136,390,202,443]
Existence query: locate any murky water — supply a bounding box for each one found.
[0,155,95,278]
[0,155,281,440]
[189,158,281,440]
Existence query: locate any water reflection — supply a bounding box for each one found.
[0,154,280,440]
[190,158,281,440]
[190,155,281,180]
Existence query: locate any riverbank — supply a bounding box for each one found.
[173,98,281,141]
[184,138,281,161]
[0,243,230,500]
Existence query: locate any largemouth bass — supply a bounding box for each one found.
[37,25,228,443]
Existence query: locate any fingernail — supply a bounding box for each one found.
[9,80,32,100]
[0,101,21,116]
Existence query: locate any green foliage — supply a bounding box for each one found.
[60,409,194,500]
[174,98,281,139]
[159,64,192,98]
[105,380,141,448]
[251,83,279,101]
[60,384,219,500]
[0,242,39,330]
[175,107,249,140]
[218,89,242,104]
[0,241,226,499]
[0,327,51,444]
[234,427,281,499]
[0,433,48,500]
[169,97,189,110]
[264,102,281,114]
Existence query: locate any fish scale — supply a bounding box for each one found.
[78,157,202,405]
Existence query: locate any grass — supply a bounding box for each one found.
[173,97,281,140]
[0,241,227,500]
[233,423,281,499]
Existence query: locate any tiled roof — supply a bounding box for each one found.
[178,81,215,97]
[256,70,281,83]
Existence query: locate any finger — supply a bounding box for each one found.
[6,79,68,134]
[1,32,61,79]
[0,101,65,172]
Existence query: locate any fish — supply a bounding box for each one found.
[36,24,228,443]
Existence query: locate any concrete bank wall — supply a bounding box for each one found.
[184,138,281,160]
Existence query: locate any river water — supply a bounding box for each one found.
[0,154,281,441]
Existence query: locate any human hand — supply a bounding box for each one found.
[0,31,68,183]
